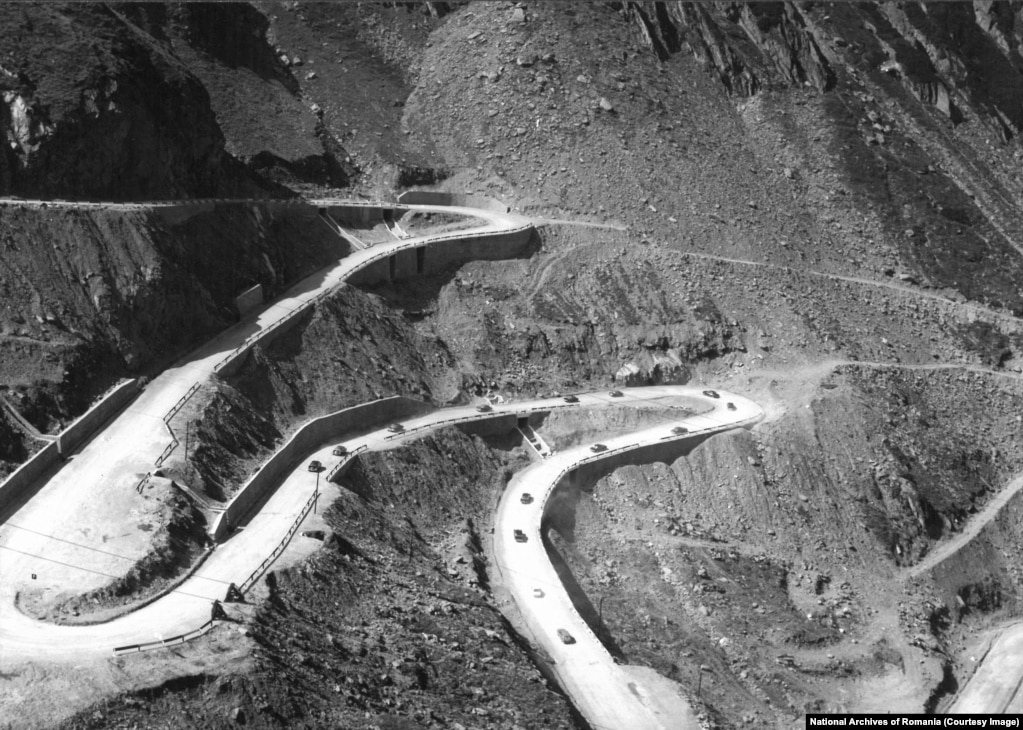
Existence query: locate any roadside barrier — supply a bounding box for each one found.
[40,194,532,656]
[212,290,333,375]
[235,477,322,597]
[1,379,140,513]
[525,403,764,657]
[212,219,532,376]
[153,381,202,468]
[165,382,202,425]
[209,396,431,541]
[325,444,368,483]
[105,391,757,656]
[112,617,217,656]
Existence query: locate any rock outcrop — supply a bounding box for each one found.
[0,202,343,420]
[0,5,264,199]
[626,1,1023,140]
[626,1,834,94]
[0,3,355,200]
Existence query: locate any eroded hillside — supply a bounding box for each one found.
[4,2,1023,729]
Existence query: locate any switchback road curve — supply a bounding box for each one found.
[494,388,763,730]
[0,196,765,729]
[0,384,763,730]
[0,198,530,611]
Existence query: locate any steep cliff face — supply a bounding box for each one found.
[622,2,1023,260]
[0,202,342,421]
[0,5,261,199]
[155,2,359,189]
[629,1,1023,141]
[628,1,835,93]
[0,3,360,200]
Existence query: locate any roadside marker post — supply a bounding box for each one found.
[314,470,320,515]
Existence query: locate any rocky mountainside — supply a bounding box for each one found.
[0,3,363,199]
[0,202,342,464]
[5,2,1023,728]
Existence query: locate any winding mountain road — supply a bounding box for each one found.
[494,388,763,730]
[0,198,528,603]
[41,192,1023,723]
[7,194,1014,724]
[0,383,762,729]
[0,196,768,729]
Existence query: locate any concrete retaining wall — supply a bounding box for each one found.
[211,396,433,541]
[456,413,522,437]
[57,379,141,456]
[1,379,141,518]
[396,191,510,213]
[214,306,313,378]
[570,435,714,489]
[217,209,532,375]
[458,408,552,437]
[541,433,719,533]
[323,205,390,226]
[424,228,533,274]
[0,442,61,518]
[349,227,534,287]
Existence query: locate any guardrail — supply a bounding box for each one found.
[236,480,322,596]
[211,219,533,376]
[134,471,151,495]
[165,382,202,425]
[1,196,481,212]
[112,616,217,656]
[95,197,530,651]
[212,290,333,374]
[380,399,580,443]
[154,440,177,468]
[325,444,368,483]
[152,381,202,468]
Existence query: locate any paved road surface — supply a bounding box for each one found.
[950,624,1023,712]
[0,196,769,728]
[493,387,763,730]
[0,383,761,730]
[0,198,526,639]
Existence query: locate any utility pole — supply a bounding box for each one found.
[597,595,605,644]
[314,469,320,515]
[184,422,189,462]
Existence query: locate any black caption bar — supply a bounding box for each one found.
[807,716,1022,729]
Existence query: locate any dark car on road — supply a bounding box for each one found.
[563,395,579,403]
[702,390,720,399]
[520,493,534,504]
[671,426,689,435]
[514,529,528,543]
[557,629,576,644]
[308,460,323,472]
[608,390,623,398]
[727,402,737,411]
[476,404,493,413]
[387,423,405,433]
[332,444,348,456]
[590,443,608,453]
